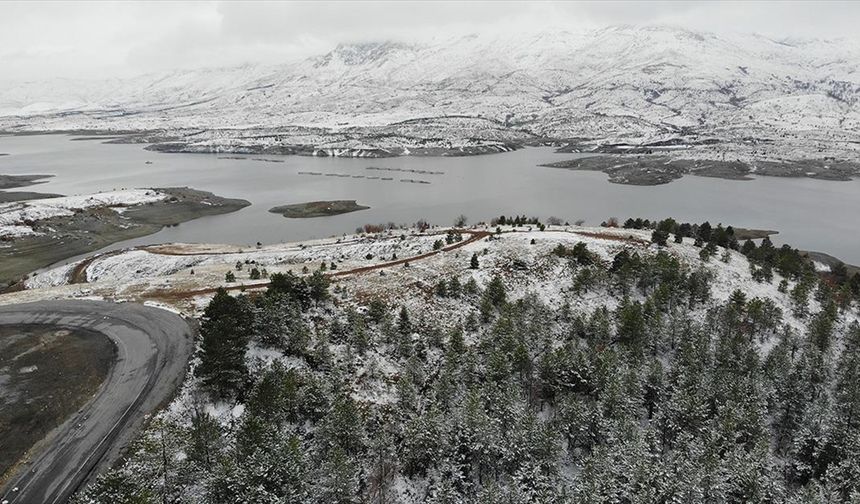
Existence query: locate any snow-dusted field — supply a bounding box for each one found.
[38,222,855,503]
[13,224,850,338]
[0,189,166,238]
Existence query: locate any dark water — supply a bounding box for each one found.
[1,134,858,265]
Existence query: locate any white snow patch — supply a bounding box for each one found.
[0,189,167,238]
[23,262,77,289]
[142,300,185,316]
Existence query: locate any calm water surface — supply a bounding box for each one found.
[0,134,858,265]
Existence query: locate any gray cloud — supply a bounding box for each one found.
[1,0,856,81]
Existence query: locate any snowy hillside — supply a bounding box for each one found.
[14,223,858,503]
[1,26,859,159]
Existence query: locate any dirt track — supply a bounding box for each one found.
[65,227,646,302]
[141,229,491,300]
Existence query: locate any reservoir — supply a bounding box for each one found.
[1,134,858,265]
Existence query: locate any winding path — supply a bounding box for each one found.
[145,229,492,300]
[0,300,194,504]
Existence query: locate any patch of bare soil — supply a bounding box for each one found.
[0,325,114,483]
[573,230,649,245]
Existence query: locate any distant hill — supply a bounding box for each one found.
[2,26,858,159]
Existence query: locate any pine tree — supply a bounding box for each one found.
[308,270,331,303]
[268,271,312,309]
[347,309,371,355]
[398,306,412,335]
[402,411,443,477]
[464,277,479,296]
[850,273,860,298]
[187,406,221,469]
[448,276,461,298]
[79,470,155,504]
[643,358,664,420]
[470,253,479,269]
[198,289,252,399]
[764,328,803,453]
[791,279,813,319]
[699,241,718,262]
[483,275,507,308]
[616,301,647,355]
[651,229,669,246]
[435,279,448,297]
[253,293,309,354]
[833,324,860,444]
[367,298,388,324]
[366,420,397,504]
[245,361,296,426]
[698,221,713,242]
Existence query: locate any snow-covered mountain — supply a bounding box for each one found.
[1,25,859,157]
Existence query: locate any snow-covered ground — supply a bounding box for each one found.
[0,189,166,238]
[0,26,858,163]
[16,223,857,504]
[12,224,851,339]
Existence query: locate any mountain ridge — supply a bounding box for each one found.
[1,25,858,164]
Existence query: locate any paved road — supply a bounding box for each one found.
[0,300,194,504]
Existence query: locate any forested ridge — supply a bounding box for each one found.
[77,219,860,504]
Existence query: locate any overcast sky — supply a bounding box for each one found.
[1,1,856,81]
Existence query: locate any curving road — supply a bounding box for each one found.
[0,300,194,504]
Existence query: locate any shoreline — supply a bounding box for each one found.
[804,250,860,277]
[3,130,859,186]
[0,175,61,201]
[541,154,860,186]
[0,187,250,287]
[732,227,779,240]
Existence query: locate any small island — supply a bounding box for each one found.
[269,200,370,218]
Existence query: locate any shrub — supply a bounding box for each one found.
[651,230,669,247]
